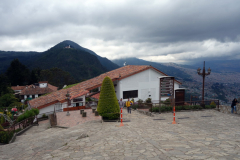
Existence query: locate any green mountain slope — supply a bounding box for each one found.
[56,40,119,71]
[28,42,107,81]
[0,51,40,74]
[0,40,119,76]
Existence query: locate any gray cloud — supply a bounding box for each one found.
[0,0,240,63]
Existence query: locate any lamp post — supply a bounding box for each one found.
[66,91,70,116]
[197,61,211,108]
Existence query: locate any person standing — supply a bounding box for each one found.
[231,98,239,114]
[126,98,133,114]
[118,98,124,110]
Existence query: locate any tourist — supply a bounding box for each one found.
[231,98,239,114]
[118,98,124,110]
[126,98,133,114]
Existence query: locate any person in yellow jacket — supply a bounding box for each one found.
[126,98,133,114]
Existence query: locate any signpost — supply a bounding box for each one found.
[159,76,175,114]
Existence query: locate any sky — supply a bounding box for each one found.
[1,0,240,64]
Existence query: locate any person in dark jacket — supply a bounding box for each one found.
[231,98,239,114]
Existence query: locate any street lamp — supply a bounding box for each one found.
[66,91,70,116]
[197,61,211,108]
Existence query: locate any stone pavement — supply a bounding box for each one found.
[1,109,240,160]
[56,109,102,127]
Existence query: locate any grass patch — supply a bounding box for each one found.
[63,83,79,89]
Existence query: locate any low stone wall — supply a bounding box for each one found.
[219,104,240,114]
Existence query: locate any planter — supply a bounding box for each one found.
[101,113,120,122]
[102,116,119,122]
[92,109,96,113]
[95,111,99,116]
[82,112,87,117]
[80,110,84,114]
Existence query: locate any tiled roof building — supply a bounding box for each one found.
[29,65,182,110]
[12,82,58,102]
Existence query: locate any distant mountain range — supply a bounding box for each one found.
[0,40,119,81]
[186,60,240,73]
[112,57,191,81]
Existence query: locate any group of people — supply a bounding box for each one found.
[118,98,133,114]
[231,98,239,114]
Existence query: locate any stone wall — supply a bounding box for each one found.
[219,104,240,114]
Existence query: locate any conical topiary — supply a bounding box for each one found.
[97,76,120,119]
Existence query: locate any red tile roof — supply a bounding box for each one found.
[90,93,100,100]
[47,84,58,91]
[11,86,25,91]
[29,65,181,109]
[20,84,58,96]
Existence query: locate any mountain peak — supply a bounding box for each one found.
[53,40,83,50]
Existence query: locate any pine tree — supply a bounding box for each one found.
[97,76,119,119]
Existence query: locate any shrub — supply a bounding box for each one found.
[0,116,5,124]
[145,98,152,103]
[17,108,38,122]
[150,107,159,112]
[97,76,120,119]
[175,106,183,111]
[205,105,211,109]
[8,102,22,110]
[137,99,143,103]
[183,105,192,110]
[210,101,216,107]
[163,98,171,106]
[42,114,48,118]
[210,105,216,108]
[0,131,14,144]
[32,108,39,115]
[0,124,4,131]
[131,98,135,103]
[132,104,139,110]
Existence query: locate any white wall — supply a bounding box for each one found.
[39,83,47,88]
[115,68,181,102]
[38,95,86,117]
[38,104,56,118]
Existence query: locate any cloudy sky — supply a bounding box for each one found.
[1,0,240,64]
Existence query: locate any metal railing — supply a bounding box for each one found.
[7,116,35,133]
[36,101,99,118]
[135,99,220,113]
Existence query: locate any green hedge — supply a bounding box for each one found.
[132,104,139,110]
[0,131,14,144]
[17,108,39,122]
[97,76,120,119]
[149,105,215,112]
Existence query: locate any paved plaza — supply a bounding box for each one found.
[1,109,240,160]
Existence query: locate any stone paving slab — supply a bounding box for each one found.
[56,109,102,127]
[1,109,240,159]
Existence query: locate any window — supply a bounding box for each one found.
[123,90,138,99]
[73,98,83,102]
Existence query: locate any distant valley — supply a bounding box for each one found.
[113,58,240,104]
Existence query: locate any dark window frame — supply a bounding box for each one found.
[123,90,138,99]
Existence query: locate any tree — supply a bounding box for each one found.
[5,59,30,86]
[29,68,42,84]
[97,76,119,119]
[0,93,17,108]
[40,67,77,89]
[0,74,11,97]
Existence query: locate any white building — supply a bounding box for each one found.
[29,65,184,115]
